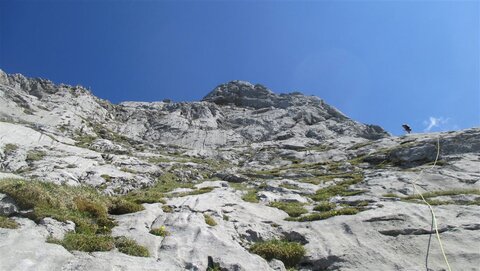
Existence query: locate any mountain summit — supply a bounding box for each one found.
[0,70,478,270]
[0,70,388,150]
[203,80,285,109]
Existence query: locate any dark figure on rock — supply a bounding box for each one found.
[402,124,412,134]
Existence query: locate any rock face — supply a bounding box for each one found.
[0,70,479,271]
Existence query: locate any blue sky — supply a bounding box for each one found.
[0,1,478,135]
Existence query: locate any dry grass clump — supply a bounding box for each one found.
[204,214,217,226]
[0,216,18,229]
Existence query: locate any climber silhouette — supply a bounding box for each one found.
[402,124,412,134]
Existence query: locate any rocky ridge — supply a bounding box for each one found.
[0,70,479,271]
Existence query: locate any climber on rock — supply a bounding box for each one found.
[402,124,412,134]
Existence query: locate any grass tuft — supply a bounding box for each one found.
[114,236,150,257]
[26,150,46,162]
[0,216,18,229]
[294,207,360,222]
[49,232,114,252]
[382,193,399,198]
[269,201,307,217]
[250,239,305,268]
[311,173,364,201]
[162,205,173,213]
[204,214,217,226]
[0,179,141,234]
[398,189,480,206]
[150,225,170,237]
[279,183,299,190]
[313,201,336,212]
[242,190,259,203]
[3,143,18,155]
[108,198,144,215]
[404,189,480,200]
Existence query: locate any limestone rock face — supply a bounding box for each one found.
[203,80,282,109]
[0,70,478,271]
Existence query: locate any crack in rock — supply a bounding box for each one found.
[378,225,455,237]
[363,214,406,222]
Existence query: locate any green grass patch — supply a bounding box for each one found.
[150,226,170,237]
[147,156,174,164]
[0,216,18,229]
[100,174,112,182]
[250,239,305,268]
[109,198,144,215]
[123,189,166,204]
[155,173,195,192]
[404,188,480,200]
[397,189,480,206]
[26,150,46,162]
[114,236,149,257]
[204,214,217,226]
[313,201,336,212]
[3,143,18,155]
[48,233,149,256]
[162,205,173,213]
[382,193,399,198]
[269,201,307,217]
[122,173,195,203]
[0,179,143,234]
[49,233,114,252]
[74,134,97,148]
[292,207,360,222]
[311,173,364,201]
[297,177,322,185]
[229,182,248,191]
[168,186,215,198]
[242,190,259,203]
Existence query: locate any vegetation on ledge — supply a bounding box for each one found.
[250,239,305,268]
[0,216,18,229]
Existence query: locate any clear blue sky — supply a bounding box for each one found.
[1,1,478,135]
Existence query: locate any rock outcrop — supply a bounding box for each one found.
[0,70,478,271]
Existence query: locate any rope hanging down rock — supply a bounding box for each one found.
[410,136,452,271]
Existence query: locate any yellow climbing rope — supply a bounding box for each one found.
[410,136,452,271]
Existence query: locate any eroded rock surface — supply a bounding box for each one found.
[0,70,478,270]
